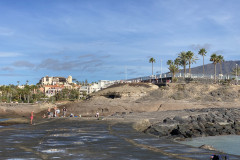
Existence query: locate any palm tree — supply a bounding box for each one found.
[72,78,77,83]
[186,51,197,75]
[174,58,181,69]
[26,80,29,85]
[218,55,224,75]
[210,53,219,83]
[17,81,20,86]
[178,52,188,77]
[167,60,173,66]
[198,48,207,76]
[167,60,179,79]
[149,57,156,76]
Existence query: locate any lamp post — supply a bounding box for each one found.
[236,64,238,85]
[160,59,162,82]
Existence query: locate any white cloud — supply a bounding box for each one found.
[0,27,14,36]
[208,14,233,26]
[13,61,35,68]
[0,52,22,57]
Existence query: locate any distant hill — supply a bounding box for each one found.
[179,60,240,75]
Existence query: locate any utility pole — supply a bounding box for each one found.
[236,64,238,85]
[160,59,163,82]
[125,66,128,81]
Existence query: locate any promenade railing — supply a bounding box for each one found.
[127,73,240,84]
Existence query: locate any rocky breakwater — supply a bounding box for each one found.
[145,108,240,140]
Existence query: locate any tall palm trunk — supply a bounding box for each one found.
[214,63,217,83]
[184,63,186,77]
[220,62,223,75]
[188,61,191,74]
[203,56,204,76]
[152,62,153,76]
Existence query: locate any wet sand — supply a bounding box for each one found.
[0,118,240,160]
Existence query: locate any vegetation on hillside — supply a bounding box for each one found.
[0,84,82,103]
[0,85,44,103]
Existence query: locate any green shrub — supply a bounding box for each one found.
[172,77,178,83]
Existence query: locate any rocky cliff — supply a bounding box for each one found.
[63,82,240,117]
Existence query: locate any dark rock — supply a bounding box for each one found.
[197,115,207,123]
[192,122,200,129]
[197,122,206,130]
[147,124,175,137]
[163,117,175,124]
[189,116,197,122]
[205,122,214,128]
[205,114,213,122]
[199,108,210,112]
[185,130,193,138]
[225,111,233,117]
[212,117,225,123]
[234,121,240,133]
[145,108,240,139]
[170,128,181,136]
[208,112,216,118]
[205,128,218,136]
[173,116,188,124]
[145,127,161,136]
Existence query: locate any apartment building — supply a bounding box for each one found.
[79,80,117,95]
[43,84,76,97]
[39,75,72,85]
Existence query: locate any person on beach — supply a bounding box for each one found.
[95,111,99,120]
[54,106,57,117]
[30,111,34,125]
[56,108,60,117]
[42,114,46,118]
[210,155,220,160]
[63,107,67,117]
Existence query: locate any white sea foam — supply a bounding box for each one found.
[41,149,65,153]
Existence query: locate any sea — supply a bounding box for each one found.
[0,118,9,122]
[180,135,240,156]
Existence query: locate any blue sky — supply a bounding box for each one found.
[0,0,240,85]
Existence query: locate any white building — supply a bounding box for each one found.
[79,80,117,95]
[98,80,115,89]
[39,75,72,85]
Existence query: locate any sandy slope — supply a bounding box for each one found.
[61,83,240,117]
[0,103,54,118]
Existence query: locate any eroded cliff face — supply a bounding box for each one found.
[92,83,240,102]
[62,83,240,117]
[91,83,159,99]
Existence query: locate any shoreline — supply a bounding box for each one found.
[1,101,240,158]
[0,117,239,159]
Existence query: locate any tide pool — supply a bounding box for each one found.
[0,119,10,127]
[0,118,9,122]
[180,135,240,156]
